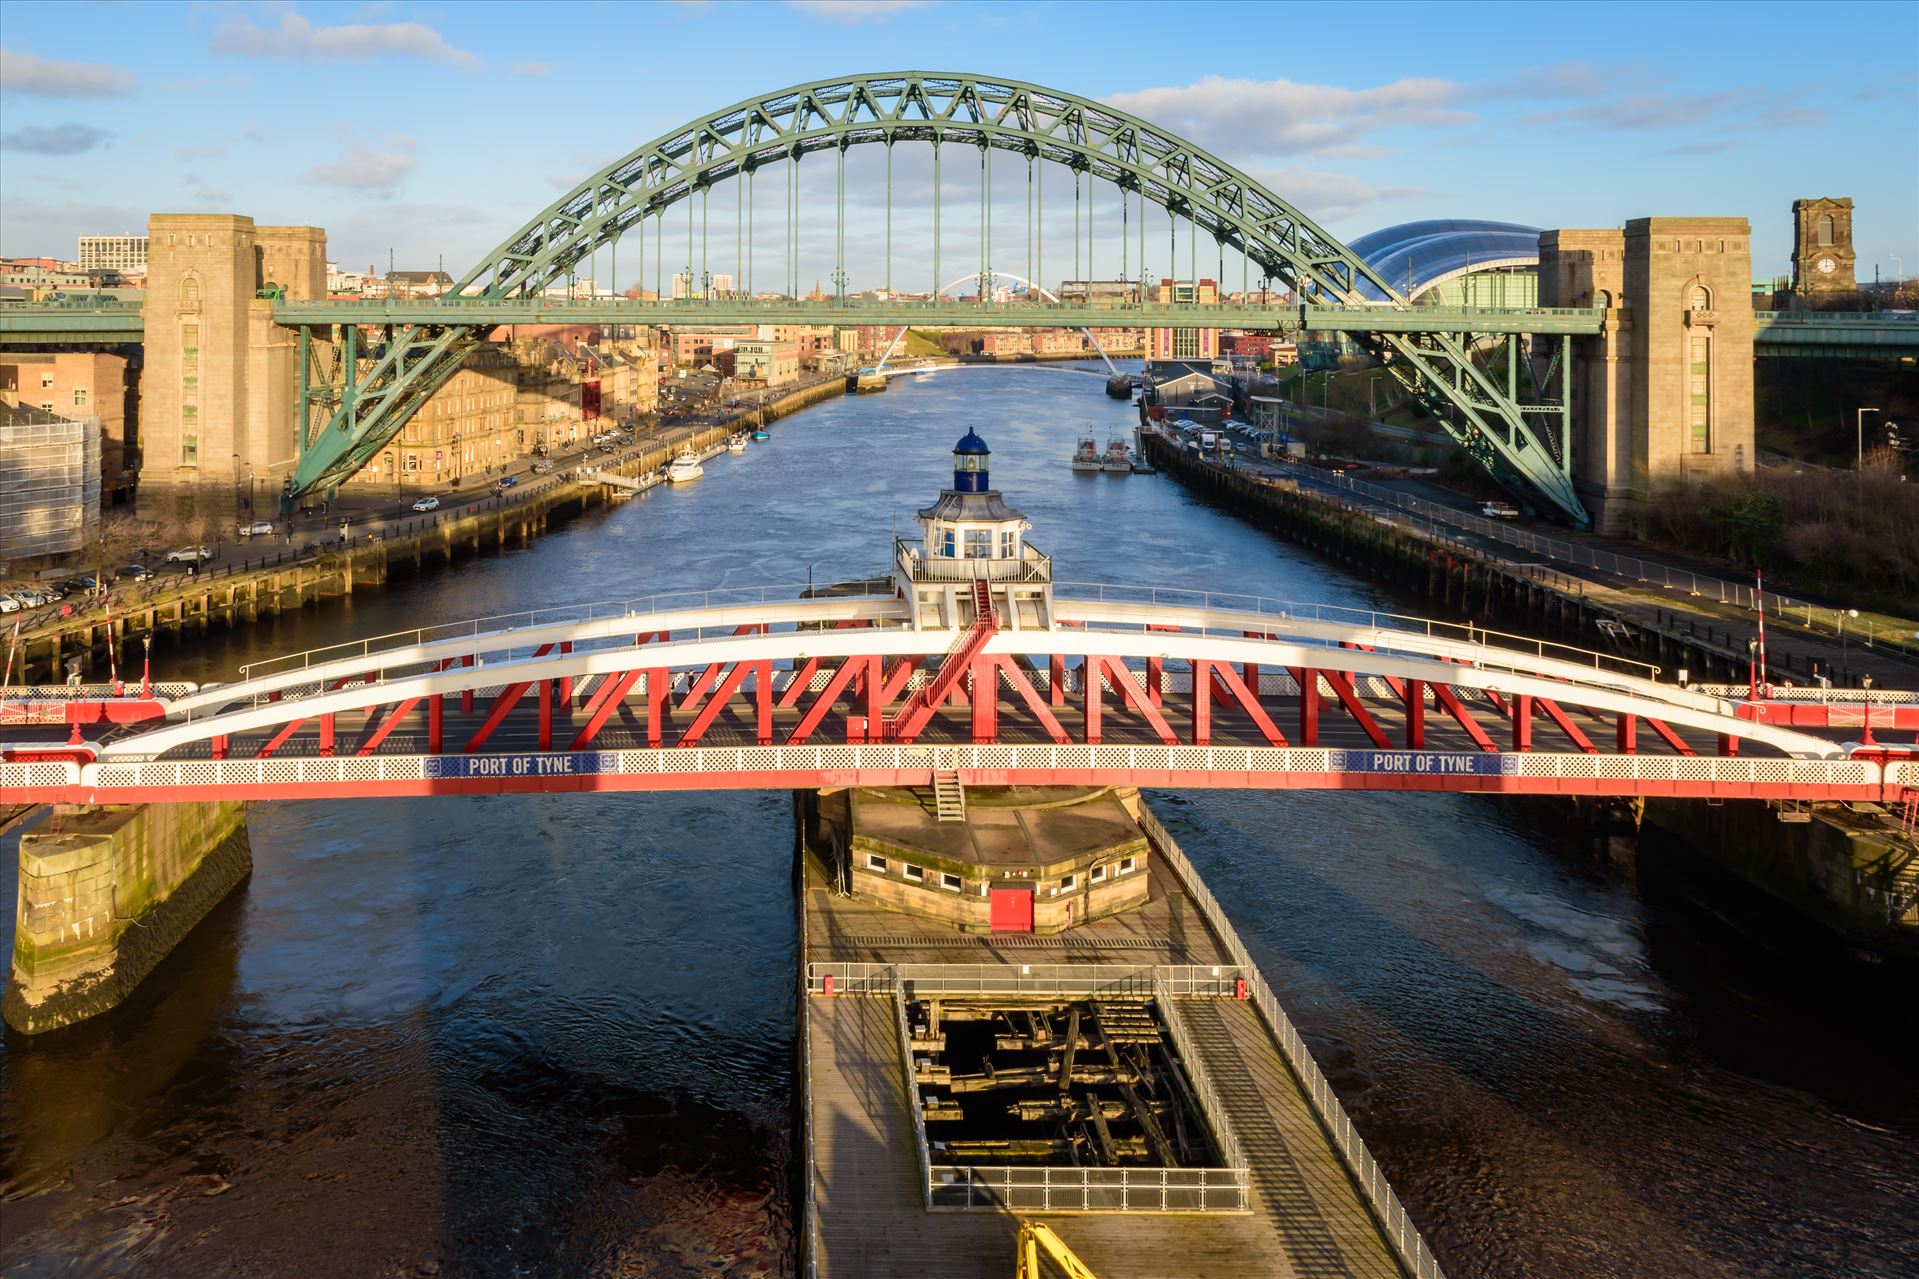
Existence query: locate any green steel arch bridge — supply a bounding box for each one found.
[4,72,1916,523]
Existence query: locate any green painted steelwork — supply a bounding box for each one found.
[278,71,1596,522]
[268,295,1609,335]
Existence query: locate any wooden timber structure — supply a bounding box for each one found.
[796,788,1442,1278]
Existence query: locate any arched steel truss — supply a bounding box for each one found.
[289,72,1585,522]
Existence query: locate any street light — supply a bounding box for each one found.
[1838,607,1859,684]
[1857,406,1880,473]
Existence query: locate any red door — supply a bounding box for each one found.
[990,886,1034,933]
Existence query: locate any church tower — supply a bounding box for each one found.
[1791,198,1857,300]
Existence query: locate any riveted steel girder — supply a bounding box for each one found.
[283,71,1590,523]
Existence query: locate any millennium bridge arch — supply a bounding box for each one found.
[290,71,1585,520]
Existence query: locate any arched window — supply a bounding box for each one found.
[1595,289,1614,309]
[1689,285,1711,311]
[181,275,200,304]
[1816,214,1834,247]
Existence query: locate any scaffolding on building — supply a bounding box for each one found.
[0,403,102,571]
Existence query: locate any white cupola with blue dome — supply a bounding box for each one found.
[893,430,1054,630]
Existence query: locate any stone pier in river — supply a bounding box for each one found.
[5,801,251,1035]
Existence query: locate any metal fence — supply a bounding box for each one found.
[1136,803,1451,1279]
[806,962,1244,997]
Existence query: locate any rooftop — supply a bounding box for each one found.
[1350,218,1542,302]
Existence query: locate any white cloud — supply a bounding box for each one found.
[1107,75,1473,159]
[1,123,113,155]
[210,12,481,69]
[512,60,555,77]
[784,0,930,23]
[0,46,137,97]
[300,136,419,194]
[1248,168,1424,223]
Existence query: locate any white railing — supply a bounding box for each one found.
[1137,803,1450,1279]
[895,540,1053,584]
[76,746,1886,792]
[806,962,1242,997]
[1693,684,1919,705]
[1152,972,1250,1176]
[925,1163,1249,1213]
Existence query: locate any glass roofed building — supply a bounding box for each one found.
[1349,219,1542,308]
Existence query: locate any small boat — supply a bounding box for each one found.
[1130,457,1157,475]
[752,428,771,441]
[1069,436,1102,473]
[665,448,704,483]
[728,431,749,453]
[1101,437,1132,473]
[914,370,935,382]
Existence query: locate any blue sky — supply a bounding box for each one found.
[2,0,1914,291]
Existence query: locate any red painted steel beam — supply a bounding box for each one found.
[778,657,822,709]
[680,624,763,715]
[1405,679,1425,748]
[429,695,443,753]
[1092,656,1179,745]
[567,669,643,750]
[881,658,921,705]
[256,717,310,759]
[1294,667,1319,745]
[357,697,422,756]
[994,656,1071,744]
[1643,717,1697,756]
[1206,660,1286,746]
[1535,698,1597,754]
[1512,694,1534,752]
[755,660,773,746]
[1617,712,1636,753]
[1192,659,1213,745]
[539,680,553,751]
[318,713,335,757]
[1049,653,1066,708]
[1429,683,1497,752]
[463,682,532,753]
[971,658,998,742]
[679,661,756,746]
[1319,670,1392,749]
[788,656,868,745]
[1084,654,1102,744]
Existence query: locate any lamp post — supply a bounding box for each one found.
[1857,406,1879,474]
[1838,607,1859,684]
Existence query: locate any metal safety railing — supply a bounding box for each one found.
[806,962,1244,997]
[1136,802,1451,1279]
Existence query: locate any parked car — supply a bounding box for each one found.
[496,475,519,491]
[411,496,441,512]
[165,546,215,563]
[120,563,154,582]
[0,596,17,615]
[531,461,554,475]
[599,442,616,454]
[239,520,274,537]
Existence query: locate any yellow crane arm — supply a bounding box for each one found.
[1017,1222,1100,1279]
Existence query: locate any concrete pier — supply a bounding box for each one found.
[5,801,251,1035]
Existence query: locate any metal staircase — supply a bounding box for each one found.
[932,752,967,823]
[886,581,998,743]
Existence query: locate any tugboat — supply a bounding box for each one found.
[1101,436,1132,473]
[1069,435,1102,473]
[665,447,705,483]
[728,430,749,453]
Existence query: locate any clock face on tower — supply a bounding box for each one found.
[1817,256,1837,275]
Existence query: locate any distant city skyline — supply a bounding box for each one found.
[2,0,1914,287]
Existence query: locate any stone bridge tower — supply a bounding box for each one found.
[138,215,326,523]
[1539,217,1755,534]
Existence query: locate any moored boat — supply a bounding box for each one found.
[1069,435,1102,472]
[665,448,705,483]
[1101,436,1132,473]
[728,431,749,453]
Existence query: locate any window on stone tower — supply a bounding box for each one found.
[182,276,200,304]
[1688,335,1711,454]
[1816,214,1834,247]
[1689,286,1710,311]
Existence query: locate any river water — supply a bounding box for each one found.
[4,366,1915,1278]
